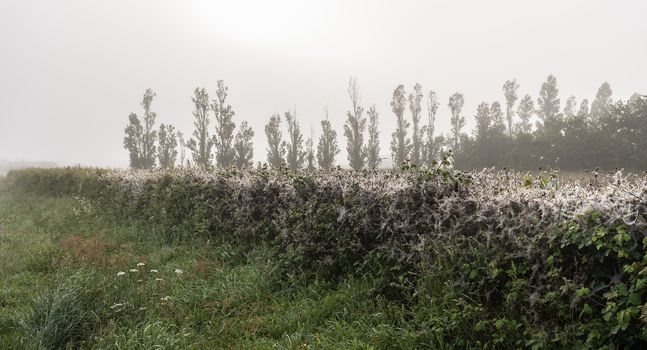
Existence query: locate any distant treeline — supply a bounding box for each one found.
[123,76,647,171]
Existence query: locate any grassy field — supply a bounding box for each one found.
[0,182,434,349]
[2,167,646,349]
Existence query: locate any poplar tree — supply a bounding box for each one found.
[344,77,366,170]
[423,90,439,166]
[578,99,590,119]
[233,120,254,169]
[140,89,158,169]
[390,84,410,165]
[212,80,236,168]
[123,89,157,169]
[186,87,213,168]
[365,105,381,168]
[176,131,186,167]
[490,101,505,135]
[158,123,178,169]
[305,136,316,172]
[448,92,465,151]
[123,113,144,169]
[537,75,560,125]
[317,107,340,170]
[503,79,519,136]
[537,75,562,146]
[265,114,286,168]
[474,102,491,140]
[516,94,534,134]
[285,110,306,170]
[409,83,424,165]
[564,95,577,119]
[590,82,613,121]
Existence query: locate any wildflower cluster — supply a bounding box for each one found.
[113,262,183,312]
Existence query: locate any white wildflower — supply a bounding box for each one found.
[116,271,126,277]
[150,269,158,273]
[137,262,145,267]
[129,269,138,273]
[161,296,171,302]
[154,277,164,282]
[174,269,183,275]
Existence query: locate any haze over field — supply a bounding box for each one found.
[1,0,646,167]
[2,2,647,347]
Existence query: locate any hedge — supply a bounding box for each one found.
[6,166,647,348]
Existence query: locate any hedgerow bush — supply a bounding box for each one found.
[7,166,647,347]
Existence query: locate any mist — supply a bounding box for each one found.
[1,0,646,168]
[4,2,647,347]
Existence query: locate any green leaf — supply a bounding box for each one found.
[579,303,593,319]
[474,320,487,332]
[617,307,636,328]
[629,293,642,306]
[495,319,505,329]
[576,287,590,297]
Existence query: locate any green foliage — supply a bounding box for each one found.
[91,322,194,350]
[4,167,647,348]
[457,85,647,171]
[20,277,96,350]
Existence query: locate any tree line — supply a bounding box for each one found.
[124,76,647,171]
[457,78,647,170]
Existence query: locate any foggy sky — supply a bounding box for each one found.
[1,0,646,167]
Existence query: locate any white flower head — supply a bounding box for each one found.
[154,277,164,282]
[116,271,126,277]
[174,269,183,275]
[137,262,145,267]
[150,269,159,273]
[129,269,138,273]
[161,295,172,302]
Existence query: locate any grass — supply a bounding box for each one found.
[0,184,439,349]
[4,168,647,348]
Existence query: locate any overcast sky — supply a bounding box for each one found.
[1,0,645,167]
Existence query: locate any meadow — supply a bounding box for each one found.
[1,167,646,349]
